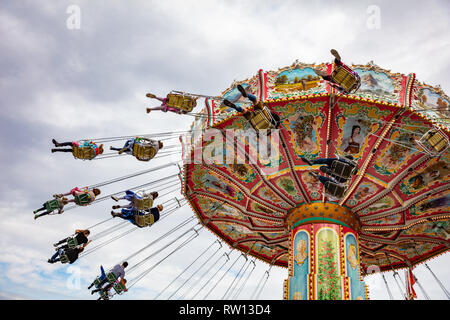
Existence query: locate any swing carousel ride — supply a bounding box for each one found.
[37,53,450,300]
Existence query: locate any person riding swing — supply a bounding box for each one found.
[145,92,198,114]
[314,49,361,94]
[51,139,104,160]
[110,137,163,161]
[223,85,280,133]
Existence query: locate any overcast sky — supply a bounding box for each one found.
[0,0,449,300]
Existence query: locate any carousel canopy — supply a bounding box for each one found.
[181,60,450,272]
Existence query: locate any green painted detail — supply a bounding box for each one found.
[292,217,351,229]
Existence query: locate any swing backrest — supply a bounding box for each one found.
[93,277,102,288]
[166,93,197,112]
[324,181,347,199]
[45,199,63,212]
[99,290,109,300]
[249,105,275,131]
[60,254,69,264]
[132,196,154,210]
[113,282,126,295]
[72,145,96,160]
[134,214,155,228]
[330,160,356,180]
[74,193,92,206]
[416,128,449,157]
[106,272,118,284]
[132,142,157,161]
[67,237,79,249]
[331,65,359,93]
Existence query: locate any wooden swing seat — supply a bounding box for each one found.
[166,93,197,112]
[331,65,360,93]
[67,237,79,249]
[416,128,449,157]
[106,272,118,284]
[132,196,154,210]
[60,254,69,264]
[132,141,157,161]
[72,145,96,160]
[324,181,347,199]
[329,160,357,180]
[249,105,276,131]
[134,213,155,228]
[74,193,92,206]
[45,199,63,212]
[113,282,126,294]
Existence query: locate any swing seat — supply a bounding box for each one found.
[99,290,109,300]
[416,128,449,157]
[132,196,154,210]
[67,237,79,249]
[93,277,102,288]
[331,65,360,93]
[166,93,197,112]
[249,105,276,131]
[113,282,126,294]
[132,141,157,161]
[45,199,63,212]
[72,145,96,160]
[106,272,118,284]
[60,254,69,264]
[74,193,92,206]
[324,181,347,199]
[329,160,357,180]
[134,213,155,228]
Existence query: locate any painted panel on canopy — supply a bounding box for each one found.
[331,99,392,162]
[359,239,384,251]
[273,98,327,163]
[362,212,404,227]
[345,178,383,208]
[383,242,443,261]
[231,126,287,177]
[407,189,450,220]
[252,183,290,210]
[351,65,405,105]
[249,216,284,228]
[264,64,328,100]
[369,113,431,179]
[211,141,260,191]
[411,82,450,128]
[195,196,249,223]
[401,220,450,241]
[247,200,286,220]
[269,172,305,203]
[251,242,282,261]
[297,170,323,201]
[189,165,247,206]
[360,230,400,241]
[358,194,400,217]
[211,221,261,242]
[396,157,450,200]
[261,230,288,241]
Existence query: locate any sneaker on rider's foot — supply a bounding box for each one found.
[237,84,248,98]
[330,49,341,61]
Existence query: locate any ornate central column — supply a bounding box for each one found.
[283,203,367,300]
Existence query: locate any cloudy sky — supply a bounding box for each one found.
[0,0,449,300]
